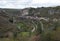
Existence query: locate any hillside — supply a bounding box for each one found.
[0,6,60,41]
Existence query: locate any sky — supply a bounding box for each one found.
[0,0,60,9]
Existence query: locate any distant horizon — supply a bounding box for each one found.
[0,6,60,9]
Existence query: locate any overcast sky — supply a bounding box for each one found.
[0,0,60,9]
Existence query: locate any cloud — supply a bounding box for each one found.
[0,0,60,9]
[32,0,60,3]
[30,0,60,7]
